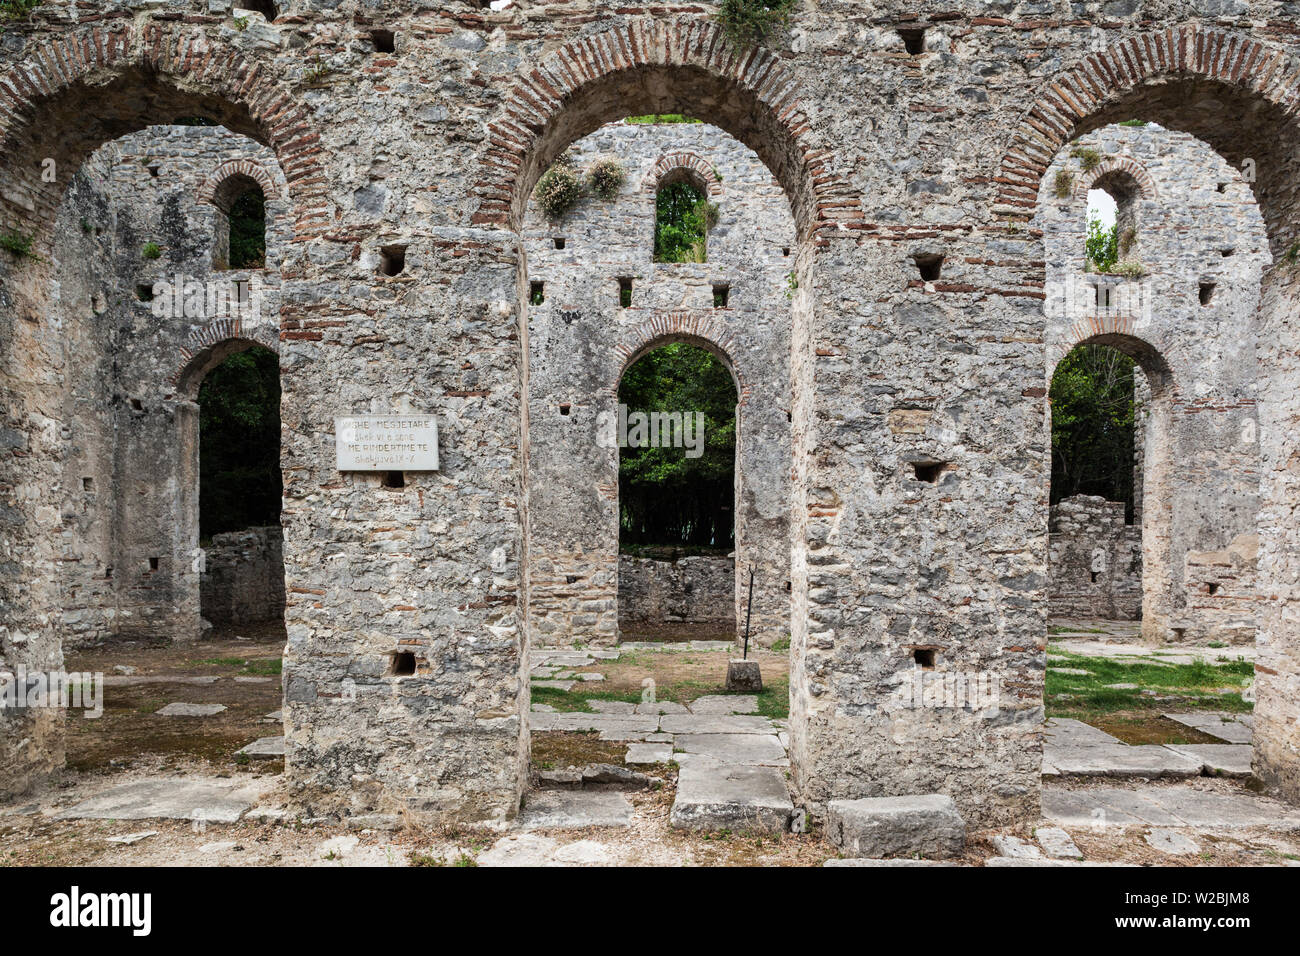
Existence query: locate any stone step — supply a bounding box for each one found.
[519,790,633,830]
[826,794,966,860]
[669,760,793,835]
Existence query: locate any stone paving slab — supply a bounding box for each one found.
[1043,785,1300,829]
[824,858,955,867]
[1046,742,1202,779]
[669,761,792,834]
[236,736,286,759]
[674,733,788,766]
[519,791,633,830]
[625,743,673,765]
[1035,826,1083,859]
[688,695,758,714]
[1163,712,1253,744]
[1044,718,1124,746]
[1162,744,1253,776]
[659,714,773,735]
[827,795,966,860]
[531,680,576,691]
[155,702,227,717]
[55,778,257,823]
[102,675,221,686]
[588,700,635,714]
[634,702,687,715]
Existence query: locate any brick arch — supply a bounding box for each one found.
[0,23,332,251]
[1072,155,1159,202]
[995,25,1300,237]
[474,17,854,243]
[1049,326,1174,392]
[613,311,749,405]
[641,151,723,198]
[171,318,280,397]
[199,159,283,212]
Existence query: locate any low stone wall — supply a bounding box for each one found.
[1048,496,1142,620]
[200,526,285,627]
[618,554,735,630]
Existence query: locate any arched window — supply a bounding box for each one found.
[210,174,266,270]
[653,175,716,263]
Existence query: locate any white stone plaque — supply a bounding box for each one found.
[335,416,439,471]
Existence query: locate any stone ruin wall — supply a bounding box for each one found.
[5,2,1300,820]
[201,525,287,627]
[617,553,735,633]
[50,124,288,649]
[523,120,794,648]
[1039,123,1269,644]
[1049,495,1141,621]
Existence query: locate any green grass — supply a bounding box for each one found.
[530,671,789,719]
[1046,650,1252,721]
[529,686,642,713]
[190,656,283,676]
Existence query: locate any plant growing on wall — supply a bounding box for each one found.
[586,158,626,200]
[534,157,584,220]
[716,0,799,47]
[142,241,163,260]
[0,0,39,22]
[1053,169,1074,200]
[1070,146,1103,172]
[0,230,35,258]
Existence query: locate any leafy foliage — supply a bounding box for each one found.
[141,241,163,260]
[654,181,714,263]
[0,0,39,21]
[1050,345,1137,516]
[716,0,799,47]
[228,188,266,269]
[198,347,282,538]
[0,230,35,258]
[619,344,737,549]
[1086,214,1118,272]
[626,114,701,124]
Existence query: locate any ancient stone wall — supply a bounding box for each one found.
[49,124,288,650]
[4,2,1300,820]
[1048,495,1142,621]
[523,119,794,648]
[200,525,286,627]
[1039,123,1269,643]
[617,553,734,633]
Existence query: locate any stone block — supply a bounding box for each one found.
[826,795,966,860]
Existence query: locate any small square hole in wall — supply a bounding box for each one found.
[1207,582,1221,595]
[898,28,926,55]
[530,281,545,305]
[388,651,416,676]
[379,244,407,277]
[785,580,791,592]
[1090,570,1099,583]
[559,403,571,416]
[1216,182,1228,193]
[912,460,946,483]
[913,647,936,669]
[136,284,154,302]
[553,236,566,250]
[565,574,579,584]
[371,29,396,54]
[105,566,113,580]
[148,556,159,572]
[914,253,943,281]
[712,283,730,308]
[618,277,633,308]
[1199,281,1216,305]
[382,470,405,488]
[782,247,790,258]
[147,165,160,179]
[82,477,94,492]
[130,398,144,412]
[1221,248,1235,257]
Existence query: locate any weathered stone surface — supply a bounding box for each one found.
[56,778,256,823]
[826,796,966,860]
[155,702,227,717]
[1044,785,1300,829]
[659,715,773,735]
[725,659,763,692]
[580,763,656,790]
[1035,826,1083,860]
[824,858,954,867]
[1162,744,1253,777]
[519,791,633,831]
[689,695,759,715]
[1145,828,1200,855]
[674,734,788,766]
[1047,742,1202,779]
[670,761,793,834]
[1164,712,1253,744]
[236,736,285,759]
[991,835,1041,859]
[625,743,673,765]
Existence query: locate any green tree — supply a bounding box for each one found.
[1086,213,1118,272]
[198,347,281,538]
[653,181,714,263]
[229,188,266,269]
[619,344,737,549]
[1050,345,1137,518]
